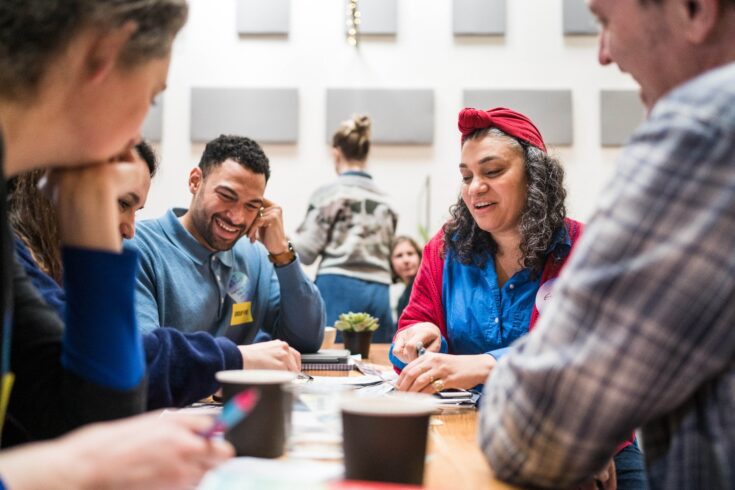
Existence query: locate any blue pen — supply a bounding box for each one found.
[416,341,426,357]
[200,388,260,439]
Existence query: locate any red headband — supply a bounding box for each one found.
[458,107,547,152]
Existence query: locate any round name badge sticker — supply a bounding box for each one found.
[228,271,250,303]
[535,279,557,315]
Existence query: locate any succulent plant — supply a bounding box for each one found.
[333,312,380,332]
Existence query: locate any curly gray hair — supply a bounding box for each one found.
[443,128,567,276]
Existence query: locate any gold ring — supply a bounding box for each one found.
[258,208,264,218]
[432,379,444,393]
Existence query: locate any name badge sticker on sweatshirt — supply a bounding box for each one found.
[535,278,557,315]
[230,302,253,326]
[0,372,15,435]
[227,271,250,303]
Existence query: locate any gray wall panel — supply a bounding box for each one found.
[190,88,298,143]
[350,0,397,36]
[600,90,645,146]
[141,98,163,142]
[563,0,599,35]
[326,89,434,144]
[463,90,574,146]
[236,0,290,35]
[453,0,506,36]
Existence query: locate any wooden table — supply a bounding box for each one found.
[313,344,516,490]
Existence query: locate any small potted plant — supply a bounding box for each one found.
[334,312,379,359]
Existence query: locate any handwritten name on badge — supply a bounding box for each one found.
[535,278,557,315]
[231,302,253,326]
[228,271,250,304]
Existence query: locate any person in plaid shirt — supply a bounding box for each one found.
[479,0,735,489]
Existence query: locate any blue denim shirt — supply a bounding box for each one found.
[389,227,570,370]
[443,252,541,360]
[442,225,571,360]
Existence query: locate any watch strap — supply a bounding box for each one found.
[268,241,296,266]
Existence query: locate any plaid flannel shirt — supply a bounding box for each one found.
[479,62,735,490]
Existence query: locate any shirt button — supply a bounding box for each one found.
[494,317,499,324]
[509,284,515,290]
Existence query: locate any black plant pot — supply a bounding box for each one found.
[341,330,374,359]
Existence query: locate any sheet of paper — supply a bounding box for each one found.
[161,403,221,417]
[289,405,343,460]
[198,457,342,490]
[354,382,395,397]
[309,375,383,386]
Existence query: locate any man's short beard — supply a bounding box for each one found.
[191,206,239,252]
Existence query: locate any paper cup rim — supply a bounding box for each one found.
[340,393,438,416]
[216,370,297,384]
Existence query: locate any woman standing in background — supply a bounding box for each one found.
[292,115,398,343]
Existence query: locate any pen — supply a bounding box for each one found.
[200,388,260,439]
[416,341,426,357]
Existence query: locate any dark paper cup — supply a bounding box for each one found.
[340,393,437,485]
[215,370,296,458]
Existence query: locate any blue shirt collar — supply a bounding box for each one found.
[340,170,372,179]
[161,208,235,267]
[546,222,572,261]
[448,222,572,264]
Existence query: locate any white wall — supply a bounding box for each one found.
[143,0,639,246]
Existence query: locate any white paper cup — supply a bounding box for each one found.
[320,326,337,350]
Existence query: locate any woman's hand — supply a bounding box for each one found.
[394,351,496,393]
[44,149,145,252]
[0,411,234,490]
[392,322,442,363]
[578,459,617,490]
[594,459,617,490]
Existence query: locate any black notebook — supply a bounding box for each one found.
[301,349,355,371]
[301,349,351,364]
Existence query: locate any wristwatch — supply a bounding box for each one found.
[268,241,296,266]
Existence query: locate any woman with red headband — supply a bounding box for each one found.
[391,107,645,489]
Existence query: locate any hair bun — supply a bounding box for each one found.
[333,114,372,162]
[352,114,371,136]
